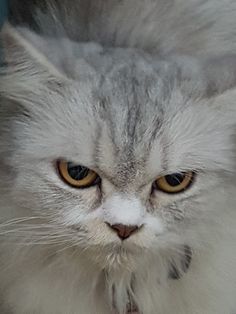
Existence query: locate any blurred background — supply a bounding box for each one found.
[0,0,8,27]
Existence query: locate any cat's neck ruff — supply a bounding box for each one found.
[113,247,192,314]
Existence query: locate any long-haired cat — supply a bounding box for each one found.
[1,1,236,313]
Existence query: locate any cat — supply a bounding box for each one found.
[1,0,236,313]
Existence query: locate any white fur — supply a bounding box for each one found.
[102,195,145,227]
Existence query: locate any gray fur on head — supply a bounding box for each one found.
[1,1,236,313]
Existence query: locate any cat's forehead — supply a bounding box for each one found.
[80,49,199,123]
[84,51,177,130]
[89,53,185,150]
[6,46,232,181]
[66,57,190,182]
[82,47,180,94]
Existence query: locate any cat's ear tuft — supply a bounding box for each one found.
[0,22,65,79]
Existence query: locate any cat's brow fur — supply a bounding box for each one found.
[1,1,236,314]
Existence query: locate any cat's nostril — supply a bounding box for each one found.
[107,223,141,240]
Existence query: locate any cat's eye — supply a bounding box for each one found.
[155,172,194,194]
[57,160,100,188]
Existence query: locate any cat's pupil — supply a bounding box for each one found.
[67,163,89,180]
[165,173,185,186]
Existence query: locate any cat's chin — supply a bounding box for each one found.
[77,241,148,271]
[104,251,141,271]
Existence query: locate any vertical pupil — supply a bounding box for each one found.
[67,163,89,180]
[165,173,185,186]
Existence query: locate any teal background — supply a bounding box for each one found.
[0,0,8,28]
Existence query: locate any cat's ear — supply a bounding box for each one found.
[0,23,66,79]
[179,54,236,111]
[199,54,236,115]
[175,54,236,98]
[202,54,236,97]
[0,23,70,113]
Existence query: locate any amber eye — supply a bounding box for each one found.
[155,172,194,194]
[58,160,100,188]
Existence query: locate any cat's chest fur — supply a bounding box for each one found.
[1,238,236,314]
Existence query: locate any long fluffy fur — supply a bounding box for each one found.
[1,1,236,314]
[8,0,236,56]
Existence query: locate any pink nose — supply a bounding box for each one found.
[107,223,140,240]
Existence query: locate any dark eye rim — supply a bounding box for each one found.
[153,172,195,194]
[56,160,101,189]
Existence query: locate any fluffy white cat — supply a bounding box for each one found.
[1,1,236,313]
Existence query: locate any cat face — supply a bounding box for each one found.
[1,25,236,270]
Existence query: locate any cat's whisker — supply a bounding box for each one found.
[0,216,45,227]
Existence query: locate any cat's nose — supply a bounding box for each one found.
[107,223,140,240]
